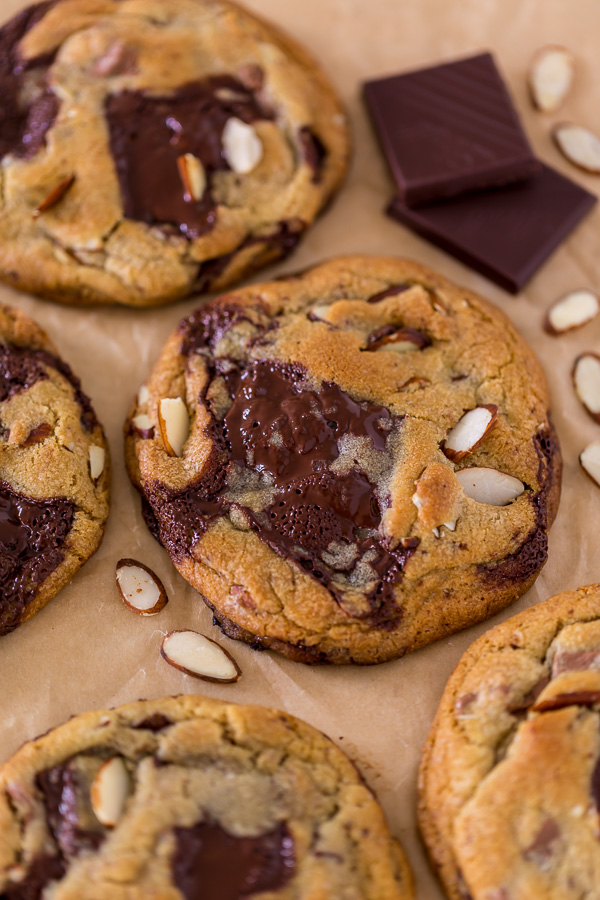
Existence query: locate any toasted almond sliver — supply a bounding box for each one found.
[308,304,334,323]
[456,467,524,506]
[580,442,600,487]
[137,384,150,406]
[573,353,600,421]
[90,757,129,828]
[443,405,498,462]
[89,445,105,480]
[177,153,206,202]
[529,46,575,113]
[368,328,431,353]
[21,423,52,446]
[116,559,168,615]
[553,123,600,174]
[546,290,600,334]
[158,398,189,457]
[222,117,263,174]
[33,175,76,218]
[132,413,154,438]
[161,630,241,683]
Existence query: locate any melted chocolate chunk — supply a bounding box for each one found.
[477,526,547,586]
[265,471,381,551]
[591,754,600,813]
[146,354,416,625]
[0,343,48,402]
[0,343,97,432]
[106,78,270,238]
[366,284,411,304]
[533,420,560,528]
[179,305,251,355]
[0,482,74,634]
[223,362,390,479]
[299,126,327,182]
[478,422,558,587]
[1,853,64,900]
[133,714,173,732]
[36,762,105,859]
[171,821,294,900]
[0,2,59,160]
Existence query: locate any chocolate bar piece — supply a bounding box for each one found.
[387,163,596,293]
[364,53,539,206]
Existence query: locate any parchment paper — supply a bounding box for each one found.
[2,1,600,896]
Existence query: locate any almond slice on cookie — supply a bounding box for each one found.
[443,406,498,461]
[456,467,524,506]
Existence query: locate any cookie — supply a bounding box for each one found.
[125,255,560,665]
[0,0,348,308]
[419,583,600,900]
[0,694,414,899]
[0,304,109,635]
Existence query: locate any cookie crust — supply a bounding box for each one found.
[419,584,600,900]
[126,256,561,665]
[0,304,109,634]
[0,0,349,307]
[0,694,413,898]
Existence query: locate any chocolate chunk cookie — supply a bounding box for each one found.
[418,583,600,900]
[0,0,348,308]
[0,694,414,898]
[0,304,109,635]
[125,256,560,665]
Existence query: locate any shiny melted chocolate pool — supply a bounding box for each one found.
[0,482,75,635]
[145,309,417,628]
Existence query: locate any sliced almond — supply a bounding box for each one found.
[131,413,154,439]
[456,467,524,506]
[443,405,498,462]
[158,398,189,457]
[137,384,150,405]
[222,117,263,174]
[573,353,600,421]
[116,559,168,615]
[89,445,105,480]
[545,289,600,334]
[33,175,75,218]
[177,153,206,202]
[553,123,600,173]
[21,423,52,446]
[580,441,600,487]
[161,630,241,683]
[529,46,575,112]
[368,328,431,353]
[308,304,334,323]
[90,757,129,828]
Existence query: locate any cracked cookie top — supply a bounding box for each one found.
[0,694,413,899]
[419,583,600,900]
[0,0,348,307]
[125,256,560,664]
[0,304,109,634]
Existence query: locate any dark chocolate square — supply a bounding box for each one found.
[364,53,540,206]
[387,163,596,293]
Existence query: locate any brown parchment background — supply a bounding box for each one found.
[2,0,600,896]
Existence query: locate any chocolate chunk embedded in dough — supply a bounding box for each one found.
[172,821,295,900]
